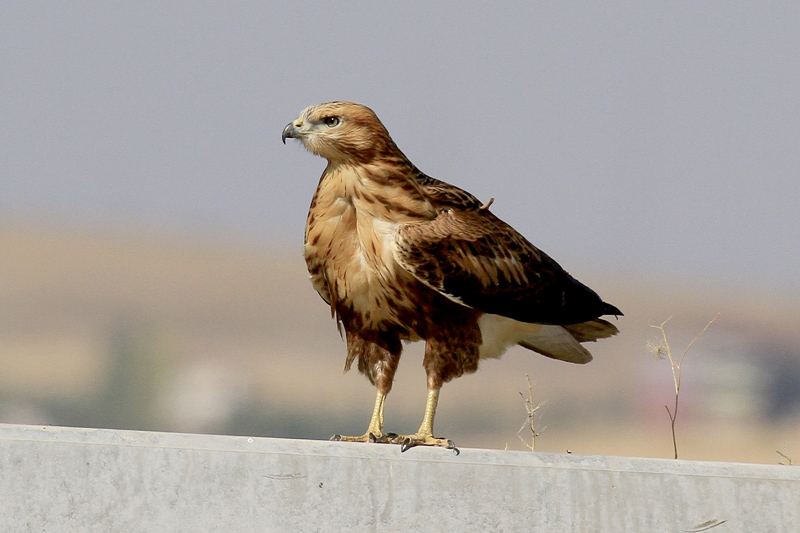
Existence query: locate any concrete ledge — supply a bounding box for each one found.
[1,424,798,532]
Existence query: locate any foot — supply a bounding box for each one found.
[330,432,404,444]
[396,432,458,454]
[330,432,382,443]
[330,432,458,453]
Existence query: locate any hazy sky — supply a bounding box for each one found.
[2,3,798,295]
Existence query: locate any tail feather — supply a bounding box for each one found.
[518,325,593,364]
[562,318,619,342]
[518,319,620,364]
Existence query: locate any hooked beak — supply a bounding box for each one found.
[282,122,299,144]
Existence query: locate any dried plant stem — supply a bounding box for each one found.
[518,373,545,451]
[776,450,794,466]
[651,314,719,459]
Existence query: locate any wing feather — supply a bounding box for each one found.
[395,207,621,325]
[411,171,484,209]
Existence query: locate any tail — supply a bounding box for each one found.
[518,319,619,364]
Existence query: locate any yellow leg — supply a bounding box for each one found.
[366,389,386,437]
[332,389,386,443]
[416,387,440,436]
[398,387,457,453]
[332,387,457,452]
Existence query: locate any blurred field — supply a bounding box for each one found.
[1,221,798,465]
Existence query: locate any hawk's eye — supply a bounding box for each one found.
[323,116,341,127]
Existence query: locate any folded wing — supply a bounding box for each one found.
[394,207,621,326]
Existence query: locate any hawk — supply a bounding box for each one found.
[282,101,621,451]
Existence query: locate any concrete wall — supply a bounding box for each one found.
[1,423,798,532]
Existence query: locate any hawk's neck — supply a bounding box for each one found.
[312,160,436,223]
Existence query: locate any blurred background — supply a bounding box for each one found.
[2,3,798,464]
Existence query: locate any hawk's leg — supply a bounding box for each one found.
[388,330,473,452]
[331,388,387,443]
[396,387,457,452]
[332,333,401,443]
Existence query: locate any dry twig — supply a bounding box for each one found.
[649,314,720,459]
[776,450,794,466]
[517,373,546,451]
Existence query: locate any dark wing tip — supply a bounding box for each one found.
[602,302,623,318]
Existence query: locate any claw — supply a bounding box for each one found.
[369,433,399,444]
[331,434,343,441]
[398,433,457,452]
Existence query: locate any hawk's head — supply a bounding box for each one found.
[282,101,399,163]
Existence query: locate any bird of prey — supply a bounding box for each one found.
[282,101,621,451]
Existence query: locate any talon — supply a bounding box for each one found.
[374,433,397,444]
[368,433,377,443]
[396,433,455,452]
[331,434,343,441]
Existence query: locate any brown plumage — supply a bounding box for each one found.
[282,101,622,451]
